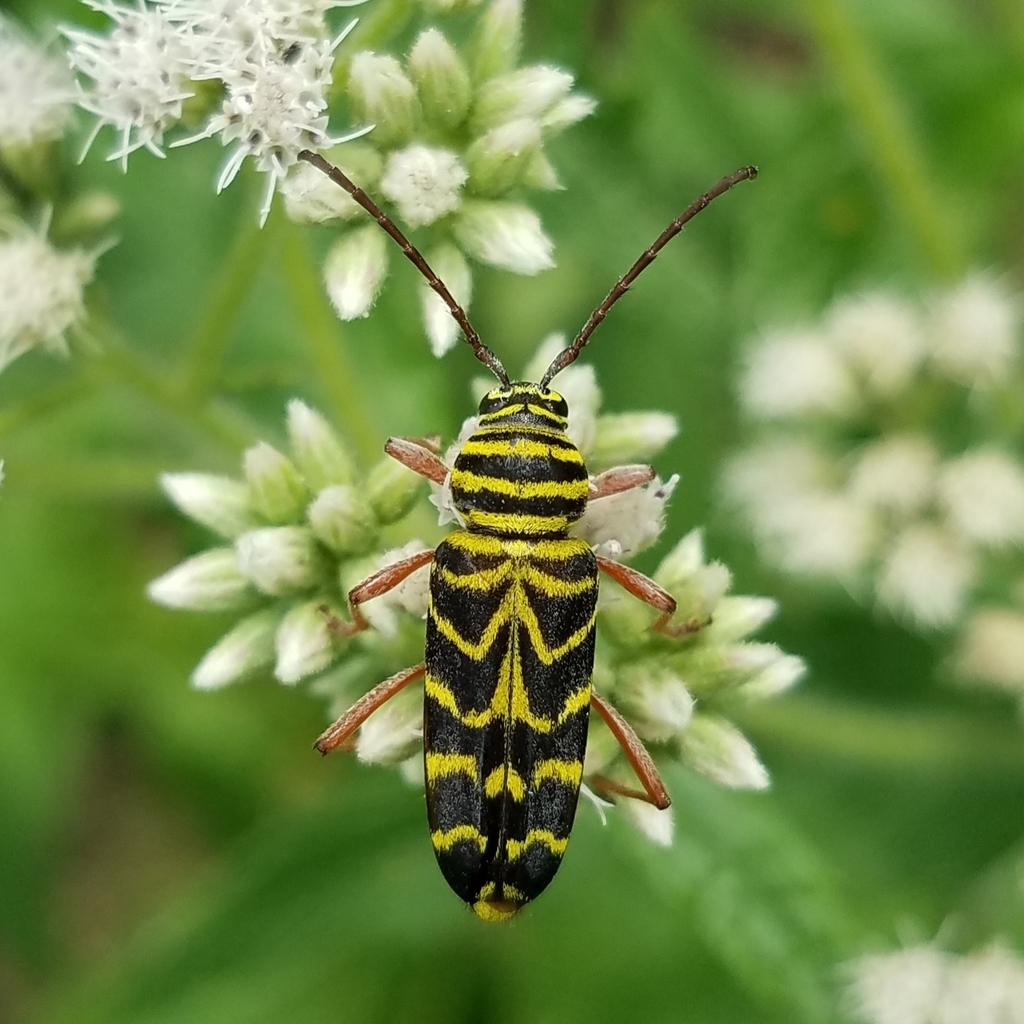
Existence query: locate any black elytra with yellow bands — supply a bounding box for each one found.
[424,383,598,922]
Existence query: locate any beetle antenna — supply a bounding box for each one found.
[299,150,511,386]
[540,165,758,387]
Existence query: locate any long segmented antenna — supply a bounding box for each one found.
[298,149,511,386]
[541,165,758,387]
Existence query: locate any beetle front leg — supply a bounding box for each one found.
[385,436,449,484]
[324,548,435,637]
[589,464,655,500]
[315,663,425,754]
[596,556,708,638]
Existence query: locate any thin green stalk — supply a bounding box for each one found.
[0,373,98,440]
[737,696,1024,776]
[278,220,380,462]
[179,203,279,405]
[801,0,966,280]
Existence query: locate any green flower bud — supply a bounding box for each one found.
[408,28,472,131]
[472,65,572,133]
[470,0,523,83]
[679,715,769,790]
[192,609,280,690]
[616,665,694,742]
[365,457,425,524]
[235,527,327,596]
[347,52,419,148]
[50,191,120,243]
[147,548,256,612]
[523,151,562,191]
[287,400,356,490]
[308,484,377,554]
[243,442,308,524]
[704,596,777,644]
[323,224,390,321]
[160,472,259,539]
[454,200,554,274]
[274,600,340,684]
[465,118,542,196]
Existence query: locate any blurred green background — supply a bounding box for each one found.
[3,0,1024,1021]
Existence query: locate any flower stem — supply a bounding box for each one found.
[179,203,279,405]
[0,373,98,440]
[278,219,380,463]
[737,696,1024,776]
[800,0,966,280]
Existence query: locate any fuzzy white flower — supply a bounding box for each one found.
[617,797,674,846]
[590,413,678,468]
[274,600,337,684]
[160,472,259,539]
[955,607,1024,695]
[0,16,75,147]
[724,438,833,511]
[930,275,1019,386]
[573,475,678,560]
[849,436,938,517]
[65,0,194,168]
[939,944,1024,1024]
[323,225,389,321]
[877,525,976,628]
[192,608,279,689]
[938,449,1024,548]
[826,292,925,395]
[235,526,326,595]
[347,52,419,147]
[454,200,554,274]
[0,229,95,374]
[380,145,468,228]
[740,328,857,419]
[680,714,770,790]
[147,548,255,611]
[847,946,951,1024]
[617,667,694,742]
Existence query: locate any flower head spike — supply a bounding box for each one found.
[0,16,76,149]
[727,275,1024,697]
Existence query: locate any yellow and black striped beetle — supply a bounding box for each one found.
[300,150,757,922]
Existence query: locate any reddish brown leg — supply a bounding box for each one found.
[589,464,655,500]
[315,664,425,754]
[385,436,448,484]
[596,556,708,638]
[325,548,435,637]
[590,691,671,809]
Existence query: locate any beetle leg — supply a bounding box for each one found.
[596,556,708,638]
[385,436,449,484]
[324,548,435,637]
[589,464,655,500]
[590,691,671,809]
[315,663,425,755]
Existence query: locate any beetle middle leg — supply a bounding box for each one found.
[588,464,655,500]
[596,556,708,638]
[315,663,425,755]
[324,547,435,637]
[590,691,671,809]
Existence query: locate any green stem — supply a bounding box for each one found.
[801,0,966,280]
[179,203,279,405]
[278,220,380,462]
[736,696,1024,776]
[0,373,98,440]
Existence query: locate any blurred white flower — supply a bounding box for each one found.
[323,224,390,321]
[0,16,75,147]
[930,275,1019,386]
[938,449,1024,547]
[849,436,938,518]
[955,606,1024,697]
[877,525,975,628]
[0,229,96,374]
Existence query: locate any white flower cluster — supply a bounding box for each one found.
[0,15,76,149]
[847,943,1024,1024]
[0,225,97,375]
[150,349,803,845]
[65,0,368,221]
[282,0,595,355]
[726,278,1024,697]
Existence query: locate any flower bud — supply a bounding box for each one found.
[308,484,376,554]
[192,609,280,690]
[50,191,120,242]
[541,93,597,135]
[274,600,339,684]
[740,652,805,700]
[465,118,542,196]
[282,143,382,223]
[286,399,356,490]
[147,548,255,611]
[590,412,678,466]
[243,442,307,524]
[655,529,732,622]
[454,200,554,274]
[365,457,425,524]
[235,526,327,596]
[380,145,468,228]
[324,224,389,320]
[680,715,769,790]
[160,472,258,539]
[617,796,674,847]
[472,65,573,132]
[470,0,523,83]
[523,151,562,191]
[420,244,472,357]
[408,28,472,130]
[617,666,694,742]
[574,475,678,561]
[704,595,777,644]
[356,686,422,764]
[347,52,419,147]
